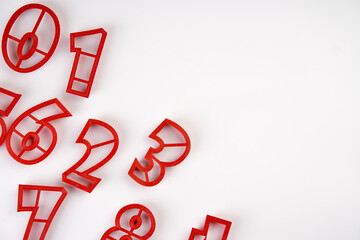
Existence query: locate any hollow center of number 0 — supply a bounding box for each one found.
[17,32,38,60]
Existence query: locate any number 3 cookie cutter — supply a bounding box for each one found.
[128,118,191,187]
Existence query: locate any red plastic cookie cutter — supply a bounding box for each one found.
[66,28,107,98]
[0,87,21,117]
[2,3,60,73]
[18,185,67,240]
[6,98,72,165]
[62,119,119,193]
[101,204,156,240]
[0,87,21,145]
[189,215,232,240]
[0,118,4,146]
[128,118,191,187]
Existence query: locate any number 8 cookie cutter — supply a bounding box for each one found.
[101,204,156,240]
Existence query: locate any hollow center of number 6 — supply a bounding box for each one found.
[17,32,38,60]
[22,132,40,151]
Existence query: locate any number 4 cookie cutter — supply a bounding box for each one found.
[189,215,232,240]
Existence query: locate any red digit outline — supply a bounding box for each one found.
[6,98,72,165]
[66,28,107,98]
[62,119,119,193]
[2,3,60,73]
[128,118,191,187]
[0,87,21,117]
[18,185,67,240]
[189,215,232,240]
[0,87,21,145]
[101,204,156,240]
[0,118,5,146]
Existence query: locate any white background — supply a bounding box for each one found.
[0,0,360,239]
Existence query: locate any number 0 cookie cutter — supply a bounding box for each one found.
[2,3,60,72]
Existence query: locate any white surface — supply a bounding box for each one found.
[0,0,360,239]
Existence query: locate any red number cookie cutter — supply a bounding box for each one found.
[189,215,232,240]
[66,28,107,98]
[62,119,119,193]
[0,118,4,146]
[128,118,191,187]
[18,185,67,240]
[6,98,71,165]
[101,204,156,240]
[2,3,60,73]
[0,87,21,145]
